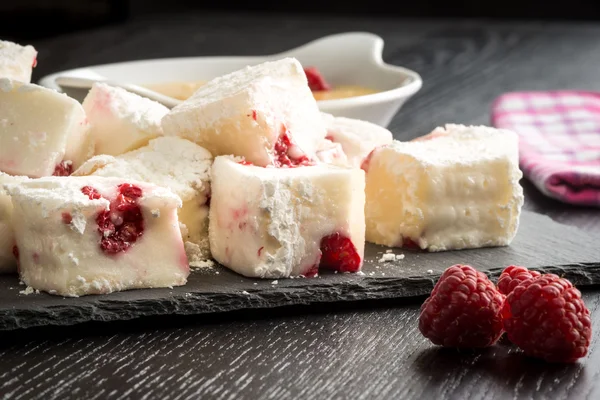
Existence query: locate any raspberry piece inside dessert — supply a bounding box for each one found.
[304,67,331,91]
[83,184,146,255]
[273,131,313,168]
[52,161,73,177]
[319,232,361,273]
[303,264,320,278]
[81,186,102,200]
[61,212,73,224]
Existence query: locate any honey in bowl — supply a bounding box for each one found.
[143,81,206,101]
[143,67,377,101]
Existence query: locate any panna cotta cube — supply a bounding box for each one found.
[162,58,326,167]
[0,40,37,83]
[209,156,365,278]
[0,172,29,273]
[4,176,189,297]
[82,82,169,156]
[365,124,524,251]
[321,112,393,168]
[0,78,90,177]
[73,136,213,265]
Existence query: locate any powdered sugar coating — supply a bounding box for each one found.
[74,136,213,263]
[82,83,169,156]
[209,156,365,278]
[4,176,188,297]
[0,40,37,83]
[0,78,90,177]
[161,58,326,166]
[365,124,524,251]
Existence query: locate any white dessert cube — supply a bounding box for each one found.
[162,58,326,167]
[0,78,90,177]
[0,40,37,83]
[365,124,524,251]
[209,156,365,278]
[321,112,393,168]
[0,172,29,273]
[82,83,169,156]
[5,176,189,297]
[74,136,213,265]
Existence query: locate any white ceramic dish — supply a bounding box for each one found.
[39,32,422,127]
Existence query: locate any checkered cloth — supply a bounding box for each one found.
[492,91,600,207]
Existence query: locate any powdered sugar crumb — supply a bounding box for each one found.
[378,252,405,262]
[19,286,38,295]
[190,259,215,269]
[271,280,278,285]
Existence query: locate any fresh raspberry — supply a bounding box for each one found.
[419,264,505,348]
[304,67,331,91]
[502,274,592,363]
[497,265,541,295]
[319,232,361,273]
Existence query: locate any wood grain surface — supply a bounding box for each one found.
[1,12,600,400]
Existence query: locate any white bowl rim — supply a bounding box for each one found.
[38,31,422,107]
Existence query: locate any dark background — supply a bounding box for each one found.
[2,0,600,41]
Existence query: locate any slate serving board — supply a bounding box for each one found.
[0,211,597,331]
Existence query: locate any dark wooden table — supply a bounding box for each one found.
[2,12,600,400]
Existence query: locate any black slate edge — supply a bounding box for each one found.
[2,262,598,331]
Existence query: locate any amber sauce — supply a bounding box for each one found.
[143,81,378,101]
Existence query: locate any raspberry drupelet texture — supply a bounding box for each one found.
[497,265,542,295]
[319,232,361,273]
[81,184,145,255]
[502,273,592,363]
[419,264,505,348]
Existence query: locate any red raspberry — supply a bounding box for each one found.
[497,265,541,295]
[502,274,592,363]
[419,264,505,348]
[319,232,361,273]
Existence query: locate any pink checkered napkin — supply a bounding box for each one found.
[492,91,600,207]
